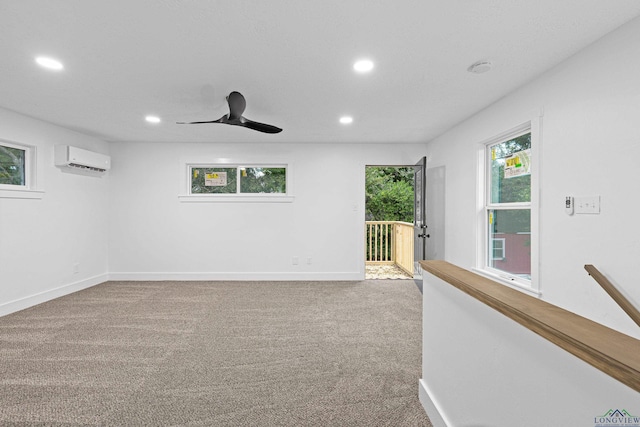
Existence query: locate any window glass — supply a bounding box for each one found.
[491,238,506,260]
[191,167,237,194]
[484,130,532,283]
[240,167,286,194]
[489,133,531,204]
[0,144,26,186]
[488,209,531,279]
[189,165,288,196]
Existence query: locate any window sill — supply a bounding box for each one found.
[471,267,540,297]
[0,188,45,200]
[178,194,295,203]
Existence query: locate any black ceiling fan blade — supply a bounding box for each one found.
[177,91,282,133]
[227,91,246,120]
[239,118,283,134]
[176,116,226,125]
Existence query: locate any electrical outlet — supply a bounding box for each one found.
[306,257,312,265]
[292,257,299,265]
[73,263,80,274]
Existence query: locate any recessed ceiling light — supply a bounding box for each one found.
[467,60,493,74]
[353,59,374,73]
[145,115,161,124]
[340,116,353,124]
[35,56,64,71]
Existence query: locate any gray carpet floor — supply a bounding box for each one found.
[0,280,431,426]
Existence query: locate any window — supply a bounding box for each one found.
[0,142,27,188]
[191,166,286,194]
[181,163,292,203]
[479,123,537,292]
[0,140,41,199]
[191,167,238,194]
[240,167,286,194]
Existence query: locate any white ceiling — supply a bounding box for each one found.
[2,0,640,144]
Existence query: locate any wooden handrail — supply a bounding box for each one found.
[420,260,640,393]
[585,264,640,328]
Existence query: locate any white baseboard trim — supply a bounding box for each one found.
[0,273,109,317]
[0,271,366,317]
[108,271,364,281]
[419,379,450,427]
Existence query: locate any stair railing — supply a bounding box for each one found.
[584,264,640,328]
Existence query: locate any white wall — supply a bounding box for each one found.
[421,16,640,426]
[421,274,640,427]
[108,141,427,280]
[0,108,110,316]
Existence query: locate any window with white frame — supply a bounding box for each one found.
[482,127,534,286]
[0,140,33,190]
[189,165,287,195]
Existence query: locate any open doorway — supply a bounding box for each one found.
[365,165,416,280]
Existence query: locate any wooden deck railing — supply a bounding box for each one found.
[366,221,414,275]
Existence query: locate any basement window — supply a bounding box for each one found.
[180,163,293,203]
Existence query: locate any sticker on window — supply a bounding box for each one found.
[205,172,227,186]
[504,149,531,179]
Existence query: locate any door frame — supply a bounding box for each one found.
[363,160,427,279]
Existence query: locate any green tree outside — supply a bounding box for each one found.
[365,167,414,222]
[365,166,415,261]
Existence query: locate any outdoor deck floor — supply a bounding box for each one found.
[365,264,413,280]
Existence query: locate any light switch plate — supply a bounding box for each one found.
[575,196,600,214]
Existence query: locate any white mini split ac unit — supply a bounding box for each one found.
[54,145,111,173]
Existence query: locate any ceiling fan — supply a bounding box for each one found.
[177,91,282,134]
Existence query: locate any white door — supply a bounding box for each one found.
[413,157,428,277]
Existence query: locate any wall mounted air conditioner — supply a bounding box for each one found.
[54,145,111,173]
